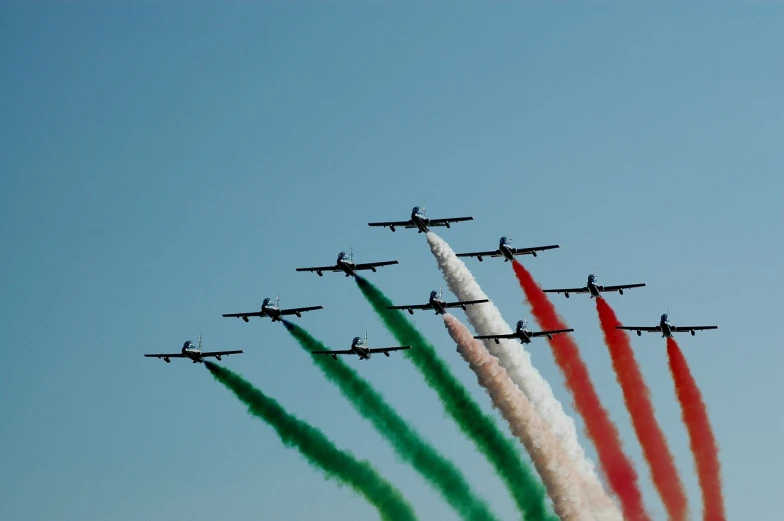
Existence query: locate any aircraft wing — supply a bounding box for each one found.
[367,220,415,230]
[295,265,341,273]
[427,216,474,227]
[455,249,502,259]
[201,350,244,358]
[616,326,662,333]
[278,306,324,316]
[529,328,574,338]
[355,260,399,271]
[473,333,518,341]
[598,283,647,293]
[387,303,432,311]
[311,349,357,356]
[144,353,187,359]
[511,244,560,256]
[671,326,719,332]
[222,311,265,319]
[366,346,411,354]
[542,286,589,295]
[444,299,490,308]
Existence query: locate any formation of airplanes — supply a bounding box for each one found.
[144,204,718,364]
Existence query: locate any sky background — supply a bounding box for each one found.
[1,3,781,521]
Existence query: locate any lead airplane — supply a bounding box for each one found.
[222,295,323,322]
[368,205,473,233]
[311,332,411,360]
[387,288,489,315]
[543,273,646,299]
[144,334,243,364]
[473,317,574,344]
[616,313,718,338]
[296,250,398,277]
[456,236,559,262]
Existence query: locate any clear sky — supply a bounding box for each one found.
[1,3,781,521]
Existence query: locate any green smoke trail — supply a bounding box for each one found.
[355,277,557,521]
[283,321,501,521]
[204,362,418,521]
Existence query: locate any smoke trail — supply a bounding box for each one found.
[595,298,688,521]
[444,313,593,521]
[426,232,621,521]
[355,276,556,521]
[204,362,419,521]
[283,321,501,521]
[666,338,726,521]
[511,260,650,521]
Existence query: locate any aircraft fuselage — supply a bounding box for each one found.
[429,297,448,315]
[182,347,204,363]
[350,343,371,359]
[500,244,515,262]
[660,321,674,338]
[337,259,357,277]
[515,327,533,344]
[587,282,602,298]
[261,304,283,322]
[411,213,429,233]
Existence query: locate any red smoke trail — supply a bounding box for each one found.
[666,338,726,521]
[595,298,688,521]
[512,260,650,521]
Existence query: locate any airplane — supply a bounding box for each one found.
[456,236,559,262]
[616,312,718,338]
[296,249,398,277]
[543,273,646,299]
[222,294,323,323]
[144,334,243,363]
[368,204,473,233]
[387,287,489,315]
[473,316,574,344]
[310,332,411,360]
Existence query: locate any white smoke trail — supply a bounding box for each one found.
[444,313,593,521]
[427,232,622,521]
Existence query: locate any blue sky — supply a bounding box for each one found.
[1,3,781,520]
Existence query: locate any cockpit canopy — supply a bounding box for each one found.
[661,313,669,322]
[262,297,272,307]
[183,340,194,349]
[352,336,363,346]
[338,251,348,261]
[588,274,596,283]
[412,206,423,216]
[500,236,509,245]
[516,319,526,329]
[430,290,439,299]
